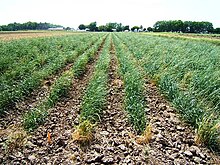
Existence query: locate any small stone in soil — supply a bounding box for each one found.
[193,156,201,163]
[102,157,114,163]
[118,144,127,151]
[176,126,185,131]
[184,151,193,157]
[100,131,109,136]
[28,155,36,162]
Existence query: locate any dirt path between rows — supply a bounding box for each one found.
[65,42,149,164]
[1,37,220,164]
[0,63,73,130]
[146,80,220,164]
[0,38,106,164]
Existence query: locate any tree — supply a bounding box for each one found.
[88,22,97,31]
[78,24,86,30]
[123,25,130,31]
[153,20,213,33]
[213,28,220,34]
[66,27,71,30]
[98,25,106,31]
[147,27,153,32]
[131,26,139,32]
[116,23,123,32]
[140,25,143,30]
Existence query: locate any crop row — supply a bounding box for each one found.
[0,33,105,114]
[112,34,147,133]
[23,34,107,131]
[73,35,112,143]
[116,33,220,151]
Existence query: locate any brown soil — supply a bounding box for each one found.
[146,80,220,164]
[65,41,149,164]
[0,62,74,129]
[0,37,106,164]
[0,36,219,165]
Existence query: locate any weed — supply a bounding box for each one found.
[136,124,152,144]
[195,114,220,151]
[72,120,95,144]
[2,127,27,153]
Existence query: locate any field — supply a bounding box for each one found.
[0,32,219,164]
[0,31,79,41]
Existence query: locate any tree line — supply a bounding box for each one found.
[0,22,63,31]
[1,20,220,34]
[153,20,215,33]
[79,20,220,34]
[78,22,130,32]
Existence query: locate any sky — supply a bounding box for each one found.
[0,0,220,29]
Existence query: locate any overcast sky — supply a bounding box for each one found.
[0,0,220,28]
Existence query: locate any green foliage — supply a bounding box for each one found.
[112,34,147,133]
[123,25,130,31]
[78,24,86,30]
[196,115,220,151]
[23,71,74,131]
[131,26,140,32]
[22,34,107,130]
[23,106,48,131]
[147,27,153,32]
[73,36,106,77]
[153,20,213,33]
[47,71,73,107]
[0,33,104,115]
[0,21,63,31]
[116,32,220,150]
[80,36,111,123]
[79,22,128,32]
[213,28,220,34]
[88,22,97,31]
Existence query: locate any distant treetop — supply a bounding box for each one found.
[0,22,63,31]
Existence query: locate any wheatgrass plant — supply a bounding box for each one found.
[23,34,107,131]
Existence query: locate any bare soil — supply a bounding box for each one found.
[0,38,219,165]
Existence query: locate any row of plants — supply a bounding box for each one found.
[116,33,220,151]
[112,34,147,134]
[0,34,97,88]
[72,35,111,143]
[0,34,83,74]
[23,35,107,131]
[0,34,105,115]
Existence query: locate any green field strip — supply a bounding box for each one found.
[79,35,111,123]
[0,34,84,74]
[0,34,105,115]
[140,32,220,46]
[0,34,98,88]
[112,34,147,134]
[23,35,108,131]
[116,33,220,151]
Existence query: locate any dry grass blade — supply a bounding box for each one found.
[1,126,27,153]
[72,120,95,144]
[136,124,152,145]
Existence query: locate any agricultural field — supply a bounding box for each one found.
[0,31,79,41]
[0,32,219,164]
[144,32,220,45]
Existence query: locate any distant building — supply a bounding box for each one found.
[48,27,64,31]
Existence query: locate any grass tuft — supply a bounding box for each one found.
[72,120,95,144]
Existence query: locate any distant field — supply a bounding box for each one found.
[0,31,80,41]
[143,32,220,45]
